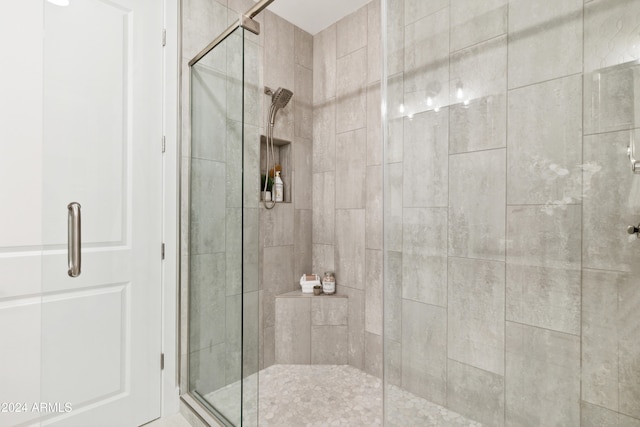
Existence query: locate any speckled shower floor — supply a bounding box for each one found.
[205,364,482,426]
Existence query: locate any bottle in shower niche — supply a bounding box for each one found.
[322,271,336,295]
[274,170,284,202]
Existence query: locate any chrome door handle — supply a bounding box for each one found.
[67,202,81,277]
[627,223,640,239]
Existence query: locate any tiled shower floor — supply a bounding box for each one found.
[205,364,481,426]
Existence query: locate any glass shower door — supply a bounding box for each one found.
[188,26,246,425]
[383,0,640,425]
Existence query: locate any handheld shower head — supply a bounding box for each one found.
[269,87,293,126]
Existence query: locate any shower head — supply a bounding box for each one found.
[269,87,293,126]
[272,87,293,109]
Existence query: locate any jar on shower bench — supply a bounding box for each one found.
[322,271,336,295]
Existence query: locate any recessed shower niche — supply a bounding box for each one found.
[260,134,292,203]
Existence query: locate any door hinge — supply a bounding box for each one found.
[162,135,166,153]
[162,29,166,47]
[161,353,165,370]
[161,243,165,260]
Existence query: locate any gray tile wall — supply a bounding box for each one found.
[311,0,383,376]
[259,10,314,371]
[386,0,640,425]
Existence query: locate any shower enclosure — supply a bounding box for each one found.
[182,2,263,425]
[181,0,640,425]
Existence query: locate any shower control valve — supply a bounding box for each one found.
[627,224,640,238]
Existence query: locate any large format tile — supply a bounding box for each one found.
[313,24,336,105]
[367,83,382,166]
[190,66,227,162]
[404,8,449,113]
[294,26,312,70]
[274,297,310,364]
[243,208,260,293]
[312,244,334,275]
[450,94,507,155]
[311,297,348,326]
[386,0,404,76]
[403,109,449,208]
[366,165,383,250]
[312,172,335,245]
[449,36,507,154]
[448,257,505,375]
[449,149,506,261]
[582,269,620,412]
[385,163,403,252]
[226,121,243,208]
[189,253,226,352]
[294,209,312,279]
[386,74,404,163]
[294,64,313,140]
[262,246,295,328]
[385,338,402,388]
[225,294,242,384]
[401,299,447,406]
[243,291,260,377]
[402,208,447,308]
[508,0,583,88]
[447,359,505,427]
[365,249,383,335]
[506,264,580,335]
[312,102,336,173]
[335,209,366,290]
[294,138,313,210]
[242,41,262,129]
[336,128,366,209]
[505,322,580,426]
[507,74,582,205]
[507,205,581,270]
[261,202,294,247]
[225,208,242,296]
[619,268,640,419]
[243,125,261,208]
[264,11,294,96]
[384,251,402,343]
[450,35,507,106]
[190,159,226,255]
[450,0,507,52]
[583,130,640,272]
[340,286,366,370]
[311,326,348,364]
[365,332,383,379]
[584,0,640,73]
[336,48,367,133]
[367,0,382,85]
[336,5,367,58]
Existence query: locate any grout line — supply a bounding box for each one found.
[504,1,510,424]
[580,1,586,419]
[508,71,583,92]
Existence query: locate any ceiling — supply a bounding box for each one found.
[259,0,372,35]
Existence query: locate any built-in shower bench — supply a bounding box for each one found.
[274,291,348,365]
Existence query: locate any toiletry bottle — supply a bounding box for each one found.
[274,171,284,202]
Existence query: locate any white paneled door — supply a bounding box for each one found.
[0,0,163,426]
